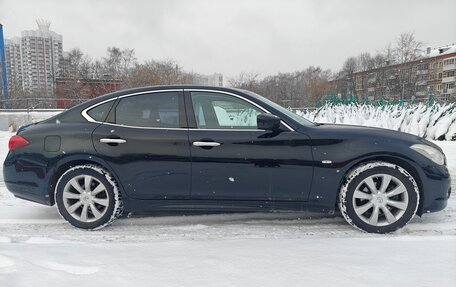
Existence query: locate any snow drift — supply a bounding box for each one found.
[296,103,456,141]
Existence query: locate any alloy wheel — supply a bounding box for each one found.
[352,174,409,226]
[62,174,110,223]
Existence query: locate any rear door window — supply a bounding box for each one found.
[114,92,180,128]
[86,100,115,122]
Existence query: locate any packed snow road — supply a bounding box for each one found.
[0,131,455,286]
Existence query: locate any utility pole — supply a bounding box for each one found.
[0,23,8,108]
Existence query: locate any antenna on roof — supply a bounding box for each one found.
[36,19,51,31]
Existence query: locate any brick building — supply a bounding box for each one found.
[327,44,456,103]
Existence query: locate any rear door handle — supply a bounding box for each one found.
[100,138,127,144]
[193,141,221,147]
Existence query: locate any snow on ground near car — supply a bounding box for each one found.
[0,131,455,286]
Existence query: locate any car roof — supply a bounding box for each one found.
[97,85,247,99]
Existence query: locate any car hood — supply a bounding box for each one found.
[303,123,440,149]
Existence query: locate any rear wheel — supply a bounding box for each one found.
[55,165,122,230]
[338,161,419,233]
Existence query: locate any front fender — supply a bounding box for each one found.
[306,152,426,213]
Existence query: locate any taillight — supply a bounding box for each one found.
[8,135,30,150]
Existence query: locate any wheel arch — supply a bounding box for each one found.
[338,154,424,213]
[47,155,124,206]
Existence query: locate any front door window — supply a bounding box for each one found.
[191,92,263,129]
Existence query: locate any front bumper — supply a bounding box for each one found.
[417,163,451,215]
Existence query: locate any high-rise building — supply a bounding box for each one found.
[4,37,22,94]
[20,20,63,99]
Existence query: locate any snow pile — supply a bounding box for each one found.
[296,103,456,141]
[0,110,62,131]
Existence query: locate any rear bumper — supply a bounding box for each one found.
[3,152,52,206]
[4,180,52,205]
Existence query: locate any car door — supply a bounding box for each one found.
[186,90,313,202]
[91,90,191,200]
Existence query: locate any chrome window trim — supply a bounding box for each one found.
[81,98,118,123]
[81,89,183,125]
[96,121,186,131]
[81,88,294,132]
[185,89,295,131]
[95,122,264,132]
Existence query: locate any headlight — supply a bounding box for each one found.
[410,144,445,165]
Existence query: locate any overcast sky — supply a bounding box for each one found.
[1,0,455,79]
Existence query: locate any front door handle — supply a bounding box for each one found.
[193,141,221,147]
[100,138,127,144]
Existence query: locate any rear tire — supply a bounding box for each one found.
[55,164,122,230]
[338,161,419,233]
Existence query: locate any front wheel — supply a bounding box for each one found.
[55,165,122,230]
[338,161,420,233]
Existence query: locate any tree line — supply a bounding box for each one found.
[61,47,196,86]
[231,32,424,107]
[7,32,425,108]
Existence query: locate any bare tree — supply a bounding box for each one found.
[102,47,123,78]
[64,48,93,79]
[125,58,194,88]
[382,42,396,66]
[228,72,260,90]
[394,32,423,64]
[229,67,330,107]
[120,48,137,77]
[357,52,374,72]
[341,57,358,95]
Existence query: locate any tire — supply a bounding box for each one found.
[338,161,420,233]
[55,164,123,230]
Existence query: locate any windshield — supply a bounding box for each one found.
[245,91,315,127]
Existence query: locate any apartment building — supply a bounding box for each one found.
[4,38,22,94]
[21,20,63,99]
[4,20,63,101]
[325,44,456,102]
[329,44,456,103]
[441,56,455,101]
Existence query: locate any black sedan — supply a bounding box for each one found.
[3,86,451,233]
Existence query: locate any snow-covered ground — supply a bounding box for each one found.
[0,130,455,286]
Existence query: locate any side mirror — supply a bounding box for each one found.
[257,114,281,131]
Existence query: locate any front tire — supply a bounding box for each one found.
[338,161,420,233]
[55,164,122,230]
